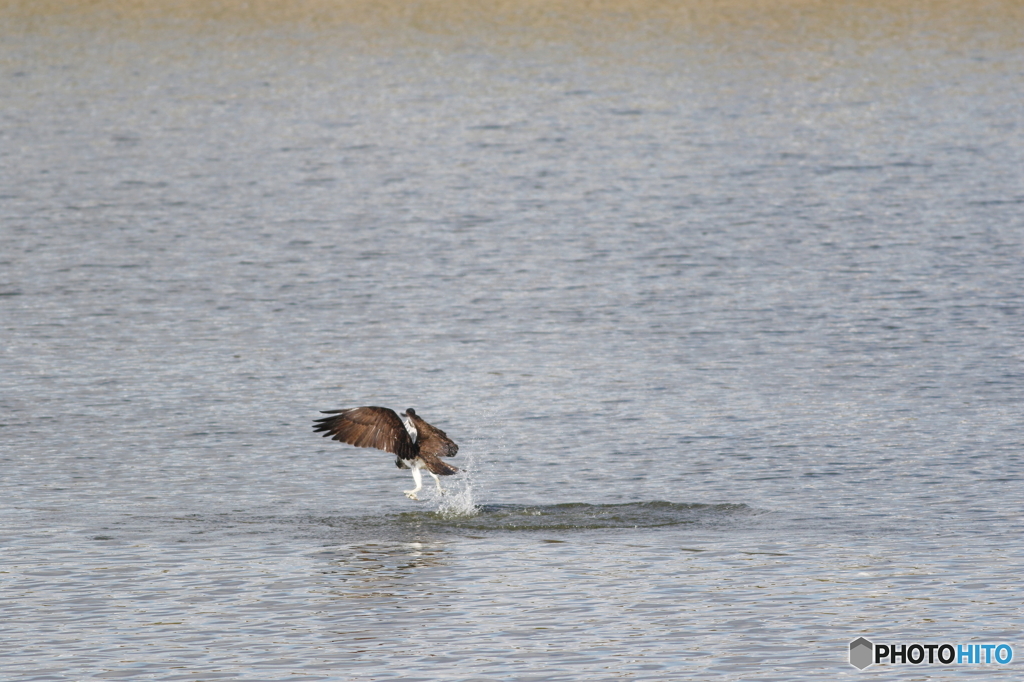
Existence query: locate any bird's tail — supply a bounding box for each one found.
[423,455,459,476]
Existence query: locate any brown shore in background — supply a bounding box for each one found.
[3,0,1022,48]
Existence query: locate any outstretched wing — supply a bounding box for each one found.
[408,412,459,458]
[313,406,417,460]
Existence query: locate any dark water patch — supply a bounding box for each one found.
[395,501,758,532]
[90,502,762,546]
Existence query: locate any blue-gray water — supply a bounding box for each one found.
[2,3,1023,679]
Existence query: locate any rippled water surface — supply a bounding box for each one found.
[2,1,1024,679]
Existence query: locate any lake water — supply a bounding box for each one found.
[2,1,1023,679]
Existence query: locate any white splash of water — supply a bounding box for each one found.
[434,476,477,519]
[431,442,480,519]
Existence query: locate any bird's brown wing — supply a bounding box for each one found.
[408,412,459,458]
[313,406,417,460]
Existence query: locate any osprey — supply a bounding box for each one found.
[312,406,459,500]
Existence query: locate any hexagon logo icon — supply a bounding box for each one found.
[850,637,874,669]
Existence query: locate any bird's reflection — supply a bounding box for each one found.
[315,540,454,600]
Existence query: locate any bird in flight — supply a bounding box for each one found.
[312,406,459,500]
